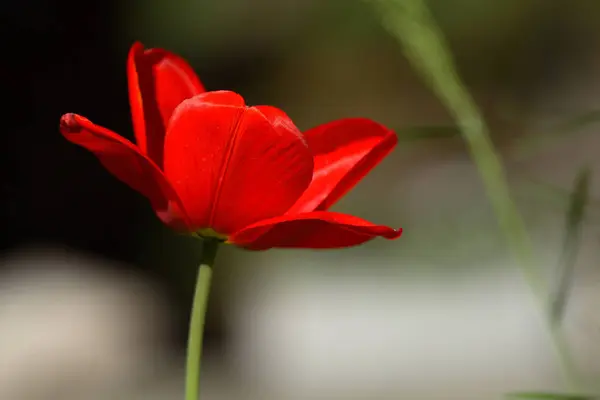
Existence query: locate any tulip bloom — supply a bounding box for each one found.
[60,42,401,250]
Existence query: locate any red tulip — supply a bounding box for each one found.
[60,42,401,250]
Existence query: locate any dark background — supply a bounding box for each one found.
[0,0,238,353]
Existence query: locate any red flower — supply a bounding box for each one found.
[60,42,401,250]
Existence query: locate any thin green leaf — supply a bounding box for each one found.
[555,110,600,133]
[364,0,581,389]
[515,178,600,227]
[515,109,600,159]
[549,167,591,326]
[507,391,596,400]
[395,125,460,141]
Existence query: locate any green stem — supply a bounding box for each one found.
[366,0,580,391]
[185,239,219,400]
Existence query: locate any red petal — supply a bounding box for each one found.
[288,118,397,213]
[59,113,191,230]
[127,42,205,166]
[163,91,314,234]
[254,105,304,139]
[230,211,402,250]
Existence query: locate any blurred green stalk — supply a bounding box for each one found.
[365,0,580,391]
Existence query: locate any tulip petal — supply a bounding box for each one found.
[128,42,205,166]
[230,211,402,250]
[60,113,191,230]
[253,105,302,138]
[163,91,314,234]
[288,118,397,213]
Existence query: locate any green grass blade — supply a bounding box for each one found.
[549,167,591,326]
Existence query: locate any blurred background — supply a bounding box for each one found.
[2,0,600,399]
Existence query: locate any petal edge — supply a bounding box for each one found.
[289,118,397,213]
[230,211,402,250]
[128,41,205,166]
[60,113,191,230]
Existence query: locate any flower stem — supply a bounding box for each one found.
[365,0,581,391]
[185,238,219,400]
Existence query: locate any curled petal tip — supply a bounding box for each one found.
[60,113,82,134]
[386,227,403,239]
[131,41,144,50]
[230,212,403,250]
